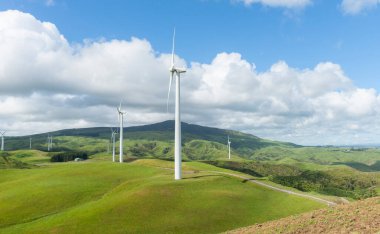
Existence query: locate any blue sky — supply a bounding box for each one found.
[1,0,379,89]
[1,0,380,145]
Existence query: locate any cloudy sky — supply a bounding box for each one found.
[0,0,379,145]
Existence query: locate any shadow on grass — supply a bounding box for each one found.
[332,161,380,172]
[182,174,228,180]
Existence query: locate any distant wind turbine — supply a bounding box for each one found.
[117,102,126,163]
[0,130,6,151]
[47,135,53,151]
[30,137,32,149]
[227,135,231,160]
[47,135,50,151]
[110,128,118,162]
[167,29,186,180]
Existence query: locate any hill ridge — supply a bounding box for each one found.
[4,120,298,154]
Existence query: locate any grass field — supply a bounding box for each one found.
[0,159,324,234]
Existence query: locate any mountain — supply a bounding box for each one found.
[3,120,298,158]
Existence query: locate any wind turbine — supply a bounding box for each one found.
[30,137,32,149]
[47,135,52,151]
[110,128,117,162]
[117,102,126,163]
[167,29,186,180]
[0,130,6,151]
[47,135,50,151]
[227,135,231,160]
[47,134,50,151]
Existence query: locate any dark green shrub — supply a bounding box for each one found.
[50,151,88,162]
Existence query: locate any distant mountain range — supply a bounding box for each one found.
[4,120,298,157]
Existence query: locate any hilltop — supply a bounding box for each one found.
[227,196,380,234]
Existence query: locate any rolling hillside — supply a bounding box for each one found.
[4,120,380,165]
[0,159,324,234]
[2,120,379,200]
[3,120,297,158]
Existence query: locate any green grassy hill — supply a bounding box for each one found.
[0,159,324,234]
[3,121,379,168]
[2,120,379,201]
[4,120,379,165]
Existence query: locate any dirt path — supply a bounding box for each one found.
[133,161,338,206]
[206,171,337,206]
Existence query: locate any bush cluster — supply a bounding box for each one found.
[205,160,378,200]
[50,151,88,162]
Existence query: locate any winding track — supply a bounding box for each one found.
[45,160,337,207]
[148,164,338,206]
[207,170,337,206]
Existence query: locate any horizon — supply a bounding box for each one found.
[1,1,380,145]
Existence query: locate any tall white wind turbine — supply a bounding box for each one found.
[227,135,231,160]
[117,102,126,163]
[167,29,186,180]
[0,130,6,151]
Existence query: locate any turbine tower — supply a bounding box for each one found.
[228,135,231,160]
[30,137,32,149]
[110,128,117,162]
[0,130,6,151]
[167,29,186,180]
[47,135,53,151]
[117,102,126,163]
[47,135,50,151]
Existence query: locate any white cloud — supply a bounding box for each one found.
[1,10,380,145]
[341,0,380,15]
[234,0,312,9]
[45,0,55,6]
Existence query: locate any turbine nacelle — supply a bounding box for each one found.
[117,101,127,123]
[170,67,187,74]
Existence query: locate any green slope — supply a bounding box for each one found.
[4,121,380,169]
[0,152,33,169]
[0,159,324,234]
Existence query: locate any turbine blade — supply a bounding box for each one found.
[167,73,174,112]
[171,28,175,67]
